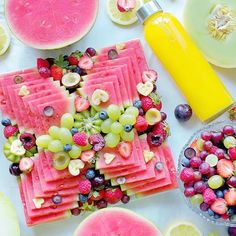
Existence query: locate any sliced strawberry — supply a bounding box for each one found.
[90,190,105,201]
[224,189,236,206]
[75,96,90,112]
[78,55,93,70]
[211,198,228,215]
[217,159,234,178]
[142,69,158,83]
[117,141,133,158]
[50,65,63,81]
[37,58,49,69]
[81,150,95,163]
[117,0,136,12]
[68,56,79,65]
[134,116,148,132]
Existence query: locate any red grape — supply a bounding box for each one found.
[199,162,211,175]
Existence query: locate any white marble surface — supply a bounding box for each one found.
[0,0,235,235]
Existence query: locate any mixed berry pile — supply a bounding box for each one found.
[2,46,170,216]
[180,124,236,222]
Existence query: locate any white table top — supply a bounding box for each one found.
[0,0,235,235]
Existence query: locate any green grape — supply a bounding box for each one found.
[82,110,90,118]
[101,119,113,134]
[224,136,236,148]
[121,129,134,142]
[53,152,70,170]
[74,113,84,121]
[48,126,60,139]
[69,145,82,159]
[105,133,120,148]
[48,140,64,153]
[119,114,136,126]
[59,128,73,144]
[36,135,53,148]
[190,194,203,205]
[111,122,123,134]
[81,143,92,151]
[60,113,74,130]
[125,106,139,118]
[208,175,224,189]
[107,105,121,121]
[74,121,83,129]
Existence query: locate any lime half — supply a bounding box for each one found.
[0,24,10,55]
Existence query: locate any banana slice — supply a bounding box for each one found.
[91,89,109,106]
[136,81,154,96]
[10,140,26,156]
[62,72,81,88]
[68,159,85,176]
[143,150,154,163]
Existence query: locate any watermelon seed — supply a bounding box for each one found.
[155,162,164,171]
[43,106,54,117]
[108,49,118,60]
[14,75,24,84]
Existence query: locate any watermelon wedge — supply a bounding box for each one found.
[5,0,99,49]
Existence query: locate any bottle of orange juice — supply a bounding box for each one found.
[137,0,234,123]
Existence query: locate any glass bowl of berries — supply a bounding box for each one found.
[178,121,236,226]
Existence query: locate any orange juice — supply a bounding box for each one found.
[137,0,234,123]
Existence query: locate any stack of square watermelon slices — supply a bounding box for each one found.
[0,39,178,226]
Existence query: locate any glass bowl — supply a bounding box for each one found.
[178,121,236,227]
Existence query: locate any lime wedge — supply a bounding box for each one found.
[0,24,10,55]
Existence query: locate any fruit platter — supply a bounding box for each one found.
[1,0,236,236]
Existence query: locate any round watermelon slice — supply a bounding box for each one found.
[73,208,162,236]
[5,0,98,49]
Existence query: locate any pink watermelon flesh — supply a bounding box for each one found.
[93,57,139,100]
[79,81,120,109]
[19,181,72,226]
[84,68,132,106]
[73,208,162,236]
[81,74,123,108]
[5,0,98,49]
[0,68,36,78]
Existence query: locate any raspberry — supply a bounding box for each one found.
[141,96,153,112]
[153,122,168,140]
[203,188,216,205]
[4,125,18,139]
[73,132,88,146]
[89,134,105,151]
[180,167,195,183]
[78,179,92,194]
[104,188,123,204]
[134,116,148,132]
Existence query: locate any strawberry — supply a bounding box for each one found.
[19,157,34,173]
[117,141,133,158]
[68,55,79,65]
[211,198,228,215]
[73,132,88,146]
[153,122,169,140]
[141,93,162,112]
[78,179,92,194]
[78,55,93,70]
[90,190,105,201]
[134,116,148,132]
[37,58,49,69]
[4,125,18,138]
[224,189,236,206]
[104,188,123,204]
[217,159,234,178]
[50,65,63,81]
[228,147,236,161]
[81,150,95,163]
[203,188,216,205]
[75,96,90,112]
[142,69,158,83]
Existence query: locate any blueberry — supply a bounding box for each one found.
[79,194,88,202]
[228,207,235,216]
[181,157,190,167]
[85,169,96,180]
[63,55,69,61]
[208,208,215,217]
[214,213,221,219]
[1,118,11,126]
[133,100,142,109]
[223,189,228,195]
[215,190,224,198]
[52,195,62,205]
[46,58,55,67]
[99,111,108,120]
[74,66,86,75]
[124,124,132,132]
[70,128,78,135]
[174,104,192,122]
[64,144,72,152]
